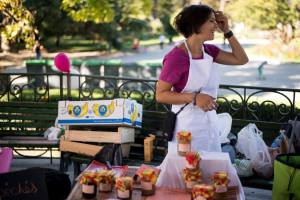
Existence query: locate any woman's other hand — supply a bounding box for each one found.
[214,11,229,33]
[195,93,218,112]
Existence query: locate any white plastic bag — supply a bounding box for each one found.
[217,113,232,144]
[251,151,273,178]
[44,127,61,140]
[236,123,273,178]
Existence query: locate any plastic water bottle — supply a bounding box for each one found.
[271,131,285,148]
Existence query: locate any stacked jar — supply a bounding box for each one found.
[182,152,202,192]
[212,171,229,193]
[177,131,192,156]
[191,184,215,200]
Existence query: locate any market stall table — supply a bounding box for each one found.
[67,166,240,200]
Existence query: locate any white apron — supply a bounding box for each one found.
[168,40,221,153]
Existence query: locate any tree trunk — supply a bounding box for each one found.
[1,33,10,52]
[0,34,2,52]
[55,36,60,47]
[219,0,226,11]
[152,0,158,19]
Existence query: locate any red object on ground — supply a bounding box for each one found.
[0,147,13,173]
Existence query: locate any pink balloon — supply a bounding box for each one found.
[54,53,70,73]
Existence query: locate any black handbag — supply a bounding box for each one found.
[163,103,189,141]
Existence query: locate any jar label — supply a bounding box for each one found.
[178,144,191,152]
[195,196,206,200]
[118,189,130,198]
[215,185,227,193]
[82,184,94,194]
[99,183,111,191]
[141,181,153,190]
[186,181,197,189]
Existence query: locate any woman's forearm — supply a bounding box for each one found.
[156,90,194,105]
[228,35,249,64]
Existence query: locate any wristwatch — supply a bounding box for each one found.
[224,30,233,39]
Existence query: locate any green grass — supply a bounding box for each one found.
[44,36,108,52]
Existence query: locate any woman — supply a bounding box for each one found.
[156,4,248,153]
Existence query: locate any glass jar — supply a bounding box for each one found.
[185,180,200,193]
[185,152,201,170]
[98,182,112,192]
[212,171,229,193]
[183,168,202,193]
[177,141,191,156]
[177,131,192,156]
[115,177,133,200]
[191,184,215,200]
[82,183,97,199]
[141,180,156,196]
[117,189,132,200]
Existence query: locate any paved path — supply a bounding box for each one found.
[106,42,300,89]
[3,42,300,89]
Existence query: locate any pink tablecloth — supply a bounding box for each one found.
[156,151,244,200]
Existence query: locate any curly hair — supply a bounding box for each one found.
[174,5,214,38]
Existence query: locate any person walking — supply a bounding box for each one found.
[33,40,43,59]
[159,34,166,49]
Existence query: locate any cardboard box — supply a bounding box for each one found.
[57,98,142,127]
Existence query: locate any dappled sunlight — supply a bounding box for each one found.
[224,71,252,77]
[289,75,300,80]
[219,91,300,108]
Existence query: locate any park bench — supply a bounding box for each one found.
[0,102,59,163]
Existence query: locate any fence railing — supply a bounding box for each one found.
[0,73,299,122]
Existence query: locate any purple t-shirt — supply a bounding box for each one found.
[159,44,220,92]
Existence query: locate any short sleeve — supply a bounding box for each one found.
[204,44,220,61]
[159,48,189,85]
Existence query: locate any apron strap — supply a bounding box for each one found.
[183,40,207,59]
[175,102,189,115]
[183,40,192,59]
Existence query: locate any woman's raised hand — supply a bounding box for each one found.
[195,93,218,112]
[214,11,229,33]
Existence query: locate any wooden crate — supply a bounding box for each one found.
[60,127,135,157]
[59,140,102,157]
[144,135,155,162]
[64,127,134,144]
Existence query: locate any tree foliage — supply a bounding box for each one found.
[200,0,220,10]
[61,0,114,23]
[156,0,178,42]
[61,0,152,49]
[61,0,151,24]
[24,0,79,47]
[226,0,300,43]
[0,0,35,50]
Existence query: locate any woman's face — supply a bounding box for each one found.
[197,13,218,41]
